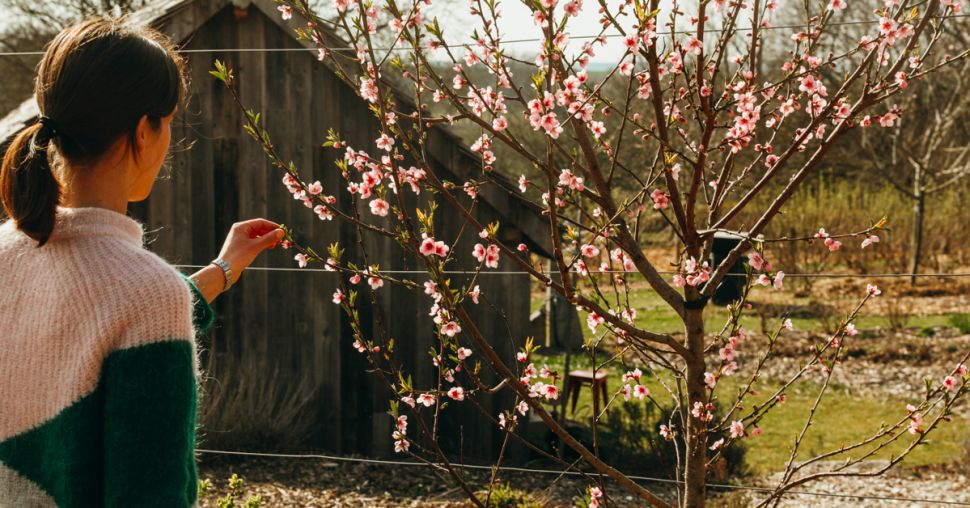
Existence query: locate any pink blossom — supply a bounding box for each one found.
[651,189,670,210]
[799,74,819,95]
[472,243,486,263]
[633,384,649,400]
[908,410,924,434]
[748,252,766,271]
[659,424,672,440]
[441,321,461,337]
[824,237,842,251]
[370,198,390,217]
[401,395,416,408]
[623,368,642,383]
[418,238,437,257]
[484,244,500,268]
[866,284,882,297]
[359,77,379,103]
[457,347,473,360]
[587,311,605,333]
[704,372,717,389]
[375,133,395,151]
[518,175,529,193]
[686,37,703,55]
[751,426,763,437]
[277,4,293,20]
[783,318,794,330]
[861,235,880,248]
[332,289,344,304]
[417,393,436,407]
[730,420,745,438]
[447,386,465,401]
[580,244,600,258]
[574,260,588,276]
[943,375,958,391]
[773,271,785,290]
[367,272,384,290]
[517,352,528,363]
[541,383,559,400]
[468,285,481,304]
[564,0,583,16]
[295,253,308,268]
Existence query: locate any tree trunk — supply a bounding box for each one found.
[683,306,708,508]
[909,187,925,286]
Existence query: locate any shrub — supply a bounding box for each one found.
[948,313,970,334]
[478,483,544,508]
[198,473,261,508]
[554,400,747,481]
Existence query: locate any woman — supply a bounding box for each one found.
[0,18,281,507]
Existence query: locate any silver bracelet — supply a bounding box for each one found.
[211,258,233,292]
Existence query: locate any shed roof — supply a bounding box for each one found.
[0,0,553,256]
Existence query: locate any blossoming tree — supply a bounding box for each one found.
[212,0,970,504]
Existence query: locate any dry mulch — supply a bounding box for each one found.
[197,454,657,507]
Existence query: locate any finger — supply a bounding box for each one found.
[258,228,285,248]
[240,218,281,238]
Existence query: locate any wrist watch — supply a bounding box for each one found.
[211,257,234,292]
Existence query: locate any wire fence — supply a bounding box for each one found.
[195,448,970,505]
[183,262,970,505]
[173,263,970,278]
[0,14,967,57]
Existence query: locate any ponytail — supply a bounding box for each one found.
[0,121,61,247]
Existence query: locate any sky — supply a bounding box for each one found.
[423,0,655,64]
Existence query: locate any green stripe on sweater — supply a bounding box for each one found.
[0,340,198,507]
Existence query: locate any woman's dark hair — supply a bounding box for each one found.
[0,17,187,246]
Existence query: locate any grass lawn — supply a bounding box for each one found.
[526,279,970,476]
[532,283,959,338]
[531,351,969,477]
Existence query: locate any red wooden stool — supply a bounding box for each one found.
[566,369,609,415]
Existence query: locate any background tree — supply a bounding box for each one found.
[857,55,970,284]
[0,0,149,112]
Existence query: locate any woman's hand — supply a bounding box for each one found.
[217,218,284,284]
[189,219,283,303]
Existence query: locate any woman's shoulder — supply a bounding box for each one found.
[83,238,197,352]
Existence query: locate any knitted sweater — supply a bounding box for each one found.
[0,206,214,507]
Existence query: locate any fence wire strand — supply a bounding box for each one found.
[173,264,970,278]
[195,448,970,505]
[0,14,967,57]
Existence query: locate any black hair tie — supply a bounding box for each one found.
[37,115,59,140]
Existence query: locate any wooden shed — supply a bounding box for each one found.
[0,0,554,458]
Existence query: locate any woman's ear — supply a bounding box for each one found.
[133,114,152,157]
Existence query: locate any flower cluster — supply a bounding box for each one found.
[620,368,650,401]
[673,256,711,288]
[472,242,501,268]
[393,415,409,453]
